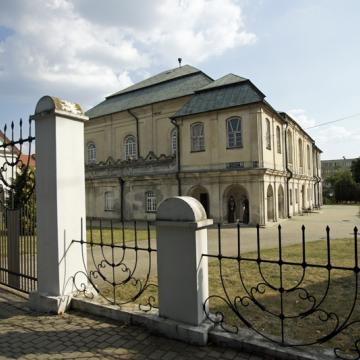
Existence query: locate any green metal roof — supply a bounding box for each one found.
[107,65,203,98]
[86,65,213,118]
[197,73,247,91]
[172,80,265,118]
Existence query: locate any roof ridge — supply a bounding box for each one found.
[196,73,248,92]
[106,64,209,99]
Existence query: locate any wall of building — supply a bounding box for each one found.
[84,98,322,225]
[84,96,190,163]
[178,104,261,171]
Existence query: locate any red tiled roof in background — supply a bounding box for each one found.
[19,154,36,168]
[0,130,36,167]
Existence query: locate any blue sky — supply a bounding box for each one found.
[0,0,359,159]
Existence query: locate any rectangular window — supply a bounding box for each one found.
[191,123,205,152]
[295,189,298,204]
[290,189,293,205]
[227,117,242,148]
[105,191,114,211]
[276,126,281,154]
[146,191,157,212]
[265,119,271,150]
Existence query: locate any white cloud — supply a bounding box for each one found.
[314,125,360,159]
[287,108,316,129]
[316,125,352,143]
[0,0,256,109]
[285,108,360,159]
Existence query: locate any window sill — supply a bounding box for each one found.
[226,146,243,150]
[104,209,115,212]
[190,149,205,153]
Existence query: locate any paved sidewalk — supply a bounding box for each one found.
[0,288,266,360]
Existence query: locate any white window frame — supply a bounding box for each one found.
[87,143,96,163]
[124,135,137,160]
[227,117,242,148]
[145,191,157,213]
[104,191,114,211]
[171,128,177,155]
[191,122,205,152]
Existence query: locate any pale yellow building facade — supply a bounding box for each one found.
[85,65,322,225]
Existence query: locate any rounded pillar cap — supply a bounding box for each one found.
[157,196,207,222]
[34,96,87,119]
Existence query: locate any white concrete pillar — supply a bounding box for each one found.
[29,96,88,313]
[156,196,213,326]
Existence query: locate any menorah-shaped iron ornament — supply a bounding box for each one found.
[203,224,360,360]
[72,219,158,312]
[0,117,35,210]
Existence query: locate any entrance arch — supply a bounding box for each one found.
[188,185,210,216]
[267,184,275,222]
[278,184,285,219]
[223,184,249,224]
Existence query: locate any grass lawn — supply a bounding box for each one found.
[86,226,156,245]
[207,238,359,355]
[92,237,359,356]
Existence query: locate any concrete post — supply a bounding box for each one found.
[156,196,213,326]
[29,96,88,314]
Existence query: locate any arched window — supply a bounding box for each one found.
[191,122,204,152]
[171,128,177,155]
[124,135,137,160]
[87,143,96,163]
[287,130,293,164]
[104,191,114,211]
[298,138,303,167]
[307,144,310,170]
[276,126,281,154]
[266,119,271,150]
[227,117,242,148]
[145,191,156,212]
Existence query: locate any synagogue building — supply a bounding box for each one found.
[84,65,322,225]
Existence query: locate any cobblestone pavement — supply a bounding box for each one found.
[0,288,266,360]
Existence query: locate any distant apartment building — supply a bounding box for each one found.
[321,158,357,178]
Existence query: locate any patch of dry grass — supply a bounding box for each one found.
[86,227,156,245]
[207,238,359,355]
[90,237,359,355]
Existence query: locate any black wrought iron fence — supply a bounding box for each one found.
[72,218,158,311]
[203,223,360,359]
[0,118,37,293]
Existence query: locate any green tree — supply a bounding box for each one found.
[351,158,360,183]
[5,166,36,235]
[333,170,359,202]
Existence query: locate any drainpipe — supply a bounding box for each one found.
[170,118,182,196]
[128,109,140,157]
[284,122,293,218]
[315,152,321,208]
[119,177,125,222]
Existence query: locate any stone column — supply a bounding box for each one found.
[156,196,213,326]
[29,96,88,314]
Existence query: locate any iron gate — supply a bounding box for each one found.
[0,118,37,293]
